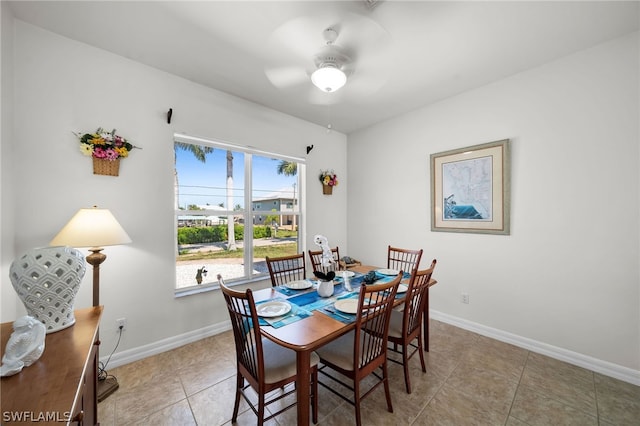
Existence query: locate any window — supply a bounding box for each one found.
[174,134,304,292]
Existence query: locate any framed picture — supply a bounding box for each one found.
[431,139,510,235]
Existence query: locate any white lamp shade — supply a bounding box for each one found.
[311,65,347,93]
[50,207,132,248]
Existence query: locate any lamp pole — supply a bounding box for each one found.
[86,248,106,307]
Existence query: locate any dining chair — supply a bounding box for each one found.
[316,273,402,426]
[220,283,319,425]
[387,245,423,273]
[265,253,307,287]
[308,246,340,274]
[387,259,437,393]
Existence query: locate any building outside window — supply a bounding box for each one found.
[174,134,303,292]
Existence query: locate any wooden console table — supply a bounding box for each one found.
[1,306,103,425]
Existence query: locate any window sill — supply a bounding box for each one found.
[174,276,270,298]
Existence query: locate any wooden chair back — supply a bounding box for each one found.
[354,273,402,372]
[308,246,340,274]
[219,283,263,389]
[387,259,437,393]
[402,260,437,341]
[220,282,319,424]
[387,245,423,273]
[265,253,306,287]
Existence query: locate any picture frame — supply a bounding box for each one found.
[430,139,510,235]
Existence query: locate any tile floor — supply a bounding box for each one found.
[98,320,639,425]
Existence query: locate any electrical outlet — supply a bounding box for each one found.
[116,318,127,331]
[461,293,470,304]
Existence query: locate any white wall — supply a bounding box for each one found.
[2,20,347,357]
[348,33,639,380]
[1,1,17,322]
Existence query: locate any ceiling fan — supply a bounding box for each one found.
[264,12,392,105]
[309,28,350,93]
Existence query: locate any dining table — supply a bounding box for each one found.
[252,264,437,425]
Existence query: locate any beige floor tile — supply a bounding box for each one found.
[97,394,116,426]
[189,375,251,425]
[132,399,196,426]
[594,373,640,426]
[457,346,525,384]
[505,415,531,426]
[386,358,444,420]
[317,402,359,426]
[413,382,508,425]
[429,324,478,355]
[526,352,594,385]
[446,362,519,416]
[108,348,181,389]
[474,334,529,364]
[112,375,186,424]
[178,355,236,396]
[520,352,597,415]
[510,384,598,426]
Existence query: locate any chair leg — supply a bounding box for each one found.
[382,362,394,413]
[402,343,412,394]
[232,374,242,422]
[257,392,265,426]
[354,379,362,426]
[417,334,427,373]
[312,367,318,424]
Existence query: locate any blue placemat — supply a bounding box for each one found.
[255,298,313,328]
[274,280,315,296]
[318,306,356,323]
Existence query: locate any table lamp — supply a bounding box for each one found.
[50,206,131,307]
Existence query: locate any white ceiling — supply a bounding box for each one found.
[8,1,639,134]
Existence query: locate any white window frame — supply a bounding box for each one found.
[174,133,305,296]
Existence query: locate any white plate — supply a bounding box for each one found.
[396,284,409,293]
[256,301,291,318]
[285,280,312,290]
[377,268,399,276]
[334,299,358,314]
[340,271,355,278]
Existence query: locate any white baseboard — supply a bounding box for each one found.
[102,312,640,387]
[101,320,231,369]
[430,310,640,386]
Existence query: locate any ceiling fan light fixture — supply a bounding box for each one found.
[311,64,347,93]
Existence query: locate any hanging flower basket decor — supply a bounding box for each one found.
[319,170,338,195]
[92,157,121,176]
[75,128,140,176]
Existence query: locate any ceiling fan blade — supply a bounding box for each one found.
[332,12,391,57]
[267,16,329,60]
[264,66,309,88]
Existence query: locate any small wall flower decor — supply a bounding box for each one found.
[75,128,140,176]
[319,170,338,195]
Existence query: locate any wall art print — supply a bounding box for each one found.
[431,139,510,235]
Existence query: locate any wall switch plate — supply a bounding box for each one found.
[461,293,470,304]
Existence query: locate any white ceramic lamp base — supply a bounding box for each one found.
[10,246,86,333]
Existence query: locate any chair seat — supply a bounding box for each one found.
[316,331,383,372]
[387,310,404,339]
[262,338,319,384]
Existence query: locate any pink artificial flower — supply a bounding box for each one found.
[104,148,119,160]
[93,147,107,159]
